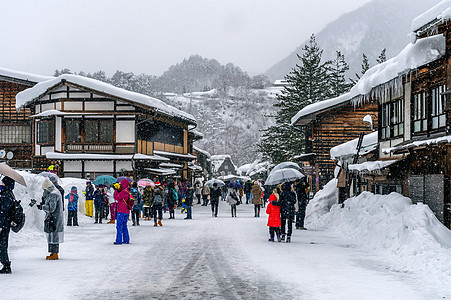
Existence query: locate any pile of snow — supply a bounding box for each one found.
[0,66,52,83]
[411,0,451,33]
[305,179,338,225]
[183,89,218,99]
[348,160,398,173]
[383,134,451,154]
[307,191,451,286]
[330,131,378,160]
[15,74,196,124]
[292,34,446,124]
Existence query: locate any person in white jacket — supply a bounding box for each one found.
[107,185,118,224]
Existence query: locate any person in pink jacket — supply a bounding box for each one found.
[114,180,132,245]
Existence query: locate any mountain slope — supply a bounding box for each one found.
[265,0,441,82]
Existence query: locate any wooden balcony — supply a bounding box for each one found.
[65,143,114,153]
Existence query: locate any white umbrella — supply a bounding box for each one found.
[265,168,304,186]
[0,163,27,187]
[270,161,301,175]
[205,179,225,188]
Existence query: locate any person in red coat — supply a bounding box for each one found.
[266,189,281,242]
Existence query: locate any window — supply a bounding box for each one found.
[431,85,446,129]
[85,119,113,143]
[37,120,54,144]
[66,120,81,143]
[381,99,404,139]
[0,125,31,144]
[413,92,427,133]
[139,121,183,146]
[381,103,390,139]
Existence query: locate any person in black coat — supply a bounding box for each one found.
[0,176,15,274]
[184,184,194,219]
[295,178,309,230]
[279,182,296,243]
[244,181,252,204]
[209,183,221,217]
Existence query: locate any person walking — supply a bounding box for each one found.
[65,186,79,226]
[194,182,202,204]
[0,176,15,273]
[201,184,210,206]
[38,178,64,260]
[184,184,194,219]
[167,181,178,219]
[151,182,164,227]
[244,180,252,204]
[85,181,94,217]
[142,186,152,220]
[93,185,106,224]
[266,189,281,242]
[226,186,238,217]
[251,182,263,217]
[114,179,132,245]
[295,178,309,230]
[279,182,296,243]
[130,182,142,226]
[209,183,221,217]
[238,184,244,204]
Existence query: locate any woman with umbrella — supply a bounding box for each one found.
[209,183,221,217]
[226,183,239,218]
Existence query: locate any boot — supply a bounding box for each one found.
[158,220,163,226]
[154,223,158,227]
[286,236,291,243]
[277,234,281,242]
[268,238,274,242]
[0,262,11,274]
[281,234,285,242]
[46,253,59,260]
[107,220,115,224]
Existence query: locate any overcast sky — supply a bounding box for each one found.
[0,0,373,77]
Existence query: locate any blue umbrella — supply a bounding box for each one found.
[228,182,242,189]
[93,175,117,186]
[116,176,133,183]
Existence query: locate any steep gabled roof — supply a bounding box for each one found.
[0,66,52,85]
[16,74,196,125]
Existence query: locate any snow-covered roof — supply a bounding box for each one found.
[189,129,204,139]
[411,0,451,33]
[30,109,97,118]
[382,135,451,154]
[193,146,211,158]
[292,34,446,125]
[210,155,237,173]
[330,132,378,160]
[16,74,196,125]
[145,168,177,175]
[348,160,398,173]
[46,152,169,161]
[0,66,52,84]
[160,162,184,169]
[153,150,196,160]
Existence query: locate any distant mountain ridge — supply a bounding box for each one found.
[265,0,441,82]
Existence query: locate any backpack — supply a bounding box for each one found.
[10,197,25,233]
[154,194,163,205]
[172,189,179,201]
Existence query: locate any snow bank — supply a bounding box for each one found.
[15,74,196,124]
[307,191,451,286]
[411,0,451,32]
[292,34,446,125]
[305,179,338,226]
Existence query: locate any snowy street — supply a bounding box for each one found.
[4,200,448,300]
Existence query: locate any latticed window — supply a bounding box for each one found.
[66,120,81,142]
[392,99,404,137]
[0,125,31,144]
[37,120,54,144]
[431,85,446,129]
[413,92,427,133]
[85,119,113,143]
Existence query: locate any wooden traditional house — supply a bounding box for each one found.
[210,155,237,177]
[291,96,378,191]
[0,67,52,169]
[15,74,198,180]
[193,145,212,179]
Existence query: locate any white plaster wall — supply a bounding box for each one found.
[55,117,62,152]
[116,120,135,143]
[41,146,54,155]
[41,103,54,111]
[35,144,41,156]
[55,102,62,110]
[64,101,83,110]
[116,161,133,171]
[85,101,114,111]
[116,106,135,111]
[85,161,114,172]
[64,161,82,172]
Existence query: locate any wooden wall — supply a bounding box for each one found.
[312,101,378,183]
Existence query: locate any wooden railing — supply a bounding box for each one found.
[65,143,114,152]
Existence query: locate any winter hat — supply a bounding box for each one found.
[187,183,191,188]
[113,183,120,190]
[2,176,15,191]
[155,182,161,186]
[42,178,54,190]
[71,186,77,192]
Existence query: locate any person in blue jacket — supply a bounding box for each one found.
[66,186,79,226]
[130,182,142,226]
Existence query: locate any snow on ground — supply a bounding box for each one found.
[2,174,451,299]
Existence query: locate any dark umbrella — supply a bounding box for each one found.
[116,176,133,183]
[228,182,242,189]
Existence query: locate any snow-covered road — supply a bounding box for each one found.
[3,202,448,300]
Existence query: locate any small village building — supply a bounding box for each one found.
[210,155,237,177]
[15,74,198,181]
[0,67,52,169]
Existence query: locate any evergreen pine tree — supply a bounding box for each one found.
[377,48,387,64]
[351,53,371,85]
[258,34,331,164]
[329,51,352,97]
